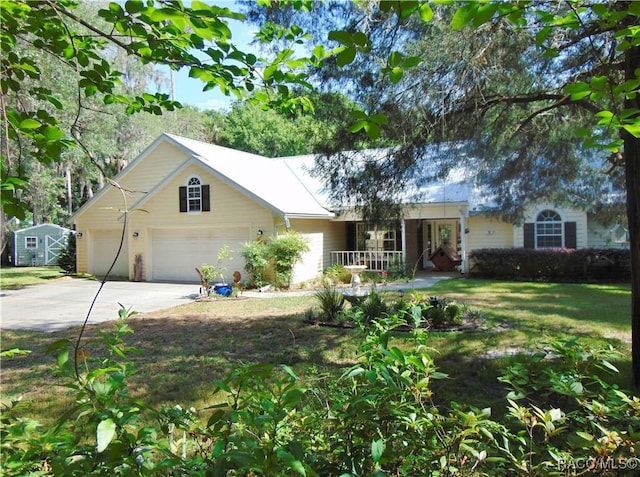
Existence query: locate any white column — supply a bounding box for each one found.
[459,208,468,274]
[401,219,406,266]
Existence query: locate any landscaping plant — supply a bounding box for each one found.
[241,232,309,289]
[2,301,639,475]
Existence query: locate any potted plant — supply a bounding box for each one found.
[201,245,233,297]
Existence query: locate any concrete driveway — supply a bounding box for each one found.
[0,273,458,333]
[0,278,200,332]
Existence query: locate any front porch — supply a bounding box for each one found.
[330,215,468,273]
[331,250,404,273]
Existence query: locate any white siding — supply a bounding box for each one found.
[514,204,588,248]
[587,216,630,249]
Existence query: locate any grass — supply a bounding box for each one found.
[0,277,633,426]
[0,266,67,289]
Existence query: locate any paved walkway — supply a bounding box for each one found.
[0,273,459,332]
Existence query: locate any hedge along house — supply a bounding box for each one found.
[69,133,628,284]
[13,223,72,267]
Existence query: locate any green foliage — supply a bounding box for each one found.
[1,312,639,476]
[314,282,345,322]
[1,0,324,220]
[57,232,76,273]
[200,244,233,283]
[268,231,310,289]
[422,297,462,328]
[241,239,272,288]
[469,248,632,282]
[241,232,309,289]
[323,263,353,284]
[356,289,388,327]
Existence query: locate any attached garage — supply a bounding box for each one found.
[150,227,250,282]
[91,229,129,278]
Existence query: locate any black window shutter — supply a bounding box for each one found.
[564,221,577,249]
[523,223,535,248]
[202,185,211,212]
[346,223,356,250]
[179,186,187,212]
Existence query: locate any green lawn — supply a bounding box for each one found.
[0,266,67,289]
[0,278,633,425]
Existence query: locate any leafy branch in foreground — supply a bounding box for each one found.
[1,313,638,476]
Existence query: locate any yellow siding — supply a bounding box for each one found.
[75,141,192,276]
[129,164,275,280]
[404,203,468,220]
[288,219,346,284]
[466,216,514,251]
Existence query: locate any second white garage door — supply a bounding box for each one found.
[151,227,250,282]
[91,229,130,278]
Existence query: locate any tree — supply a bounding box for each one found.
[1,0,324,253]
[219,90,358,157]
[296,1,640,385]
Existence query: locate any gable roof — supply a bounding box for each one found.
[15,223,72,234]
[70,133,335,223]
[70,133,501,224]
[282,144,498,212]
[163,134,333,218]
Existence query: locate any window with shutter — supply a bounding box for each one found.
[179,176,210,213]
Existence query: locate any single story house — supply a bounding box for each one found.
[13,223,72,266]
[68,133,628,284]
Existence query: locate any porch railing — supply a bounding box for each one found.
[331,250,405,273]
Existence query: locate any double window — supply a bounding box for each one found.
[179,176,210,213]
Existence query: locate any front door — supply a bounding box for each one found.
[422,220,458,268]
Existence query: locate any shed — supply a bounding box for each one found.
[428,244,460,272]
[13,224,72,266]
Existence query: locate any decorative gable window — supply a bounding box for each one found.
[179,176,210,213]
[25,236,37,249]
[523,209,577,249]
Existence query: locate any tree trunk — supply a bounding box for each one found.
[65,165,72,215]
[624,44,640,387]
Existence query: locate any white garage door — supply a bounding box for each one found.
[91,229,129,278]
[151,227,249,282]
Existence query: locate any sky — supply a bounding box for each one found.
[158,9,258,111]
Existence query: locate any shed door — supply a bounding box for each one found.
[45,234,68,265]
[91,229,129,278]
[151,227,249,282]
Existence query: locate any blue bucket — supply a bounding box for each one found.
[214,284,232,297]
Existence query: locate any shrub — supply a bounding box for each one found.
[314,282,345,322]
[268,231,310,289]
[2,318,639,476]
[240,239,272,288]
[241,232,309,289]
[57,232,76,273]
[469,247,631,282]
[357,289,388,326]
[200,245,233,283]
[323,264,352,284]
